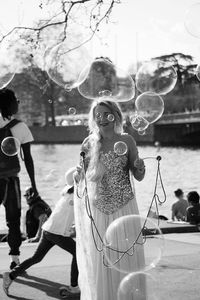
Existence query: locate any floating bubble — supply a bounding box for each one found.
[135,60,177,95]
[95,112,114,122]
[135,92,164,124]
[107,114,115,122]
[78,58,135,102]
[0,40,16,88]
[138,128,146,136]
[68,107,76,115]
[114,141,128,156]
[118,272,159,300]
[44,41,91,90]
[131,115,149,131]
[184,3,200,38]
[103,215,164,274]
[1,137,20,156]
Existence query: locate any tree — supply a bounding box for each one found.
[153,53,195,87]
[0,0,121,125]
[0,0,120,50]
[153,53,200,113]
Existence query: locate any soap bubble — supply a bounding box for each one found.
[114,141,128,156]
[78,58,135,102]
[95,112,115,122]
[118,272,159,300]
[135,60,177,95]
[45,41,91,90]
[0,40,16,88]
[135,92,164,124]
[131,115,149,131]
[1,137,20,156]
[184,3,200,38]
[103,215,164,274]
[138,128,146,136]
[68,107,76,115]
[107,114,115,122]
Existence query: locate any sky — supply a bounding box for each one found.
[0,0,200,72]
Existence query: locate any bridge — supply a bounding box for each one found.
[154,112,200,146]
[30,112,200,146]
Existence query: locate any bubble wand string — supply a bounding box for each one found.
[78,154,166,267]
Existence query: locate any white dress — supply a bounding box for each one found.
[74,150,146,300]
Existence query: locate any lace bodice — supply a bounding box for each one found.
[93,150,134,214]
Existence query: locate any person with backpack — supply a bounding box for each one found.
[0,88,38,270]
[23,187,52,243]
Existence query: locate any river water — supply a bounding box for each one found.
[0,144,200,231]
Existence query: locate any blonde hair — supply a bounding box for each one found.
[87,100,123,182]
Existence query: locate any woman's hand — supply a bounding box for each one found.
[134,157,145,173]
[73,165,83,184]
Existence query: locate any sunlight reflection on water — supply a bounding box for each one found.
[0,144,200,231]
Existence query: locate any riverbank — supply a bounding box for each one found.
[0,219,199,242]
[29,111,200,146]
[30,124,155,145]
[0,230,200,299]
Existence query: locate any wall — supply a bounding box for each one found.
[30,125,89,144]
[154,122,200,146]
[30,125,155,145]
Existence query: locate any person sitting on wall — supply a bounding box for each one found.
[186,191,200,225]
[24,187,52,243]
[171,188,189,221]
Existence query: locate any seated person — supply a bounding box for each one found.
[24,187,52,242]
[186,191,200,225]
[171,188,188,221]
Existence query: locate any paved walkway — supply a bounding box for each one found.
[0,232,200,299]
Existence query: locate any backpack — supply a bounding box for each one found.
[26,198,52,238]
[0,119,21,178]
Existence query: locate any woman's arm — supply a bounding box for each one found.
[125,134,145,181]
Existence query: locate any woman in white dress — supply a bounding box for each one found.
[74,100,146,300]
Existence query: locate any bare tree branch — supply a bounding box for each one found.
[0,0,120,46]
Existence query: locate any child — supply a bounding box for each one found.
[3,167,79,296]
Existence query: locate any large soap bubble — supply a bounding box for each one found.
[184,3,200,38]
[44,41,91,90]
[0,40,16,88]
[118,272,158,300]
[135,92,164,124]
[135,60,177,95]
[78,58,135,102]
[103,214,164,274]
